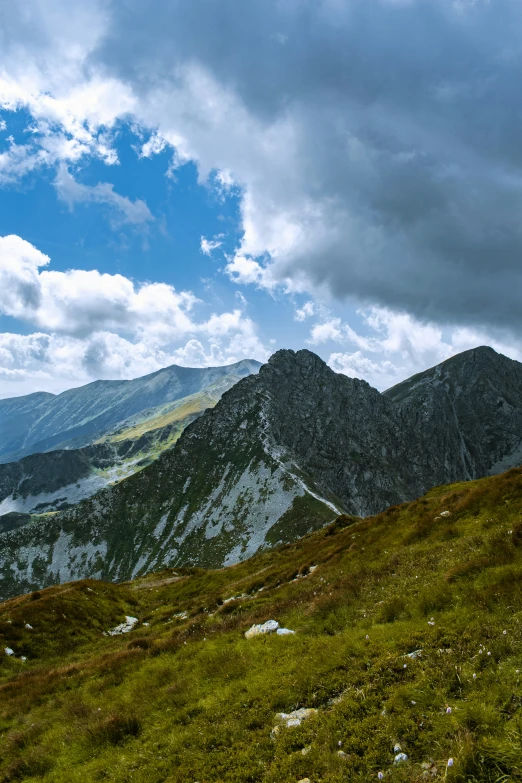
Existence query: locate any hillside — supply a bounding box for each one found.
[3,345,522,601]
[0,359,261,463]
[1,468,522,781]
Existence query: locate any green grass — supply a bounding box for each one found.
[2,468,522,781]
[105,390,221,444]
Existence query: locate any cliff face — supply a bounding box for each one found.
[385,345,522,480]
[2,345,522,600]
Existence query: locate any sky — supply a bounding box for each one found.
[1,0,522,398]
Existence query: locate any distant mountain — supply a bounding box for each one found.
[0,359,261,463]
[0,367,260,514]
[2,345,522,600]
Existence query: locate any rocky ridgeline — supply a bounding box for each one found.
[1,345,522,600]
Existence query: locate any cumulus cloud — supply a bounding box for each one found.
[0,235,269,396]
[82,0,522,332]
[294,301,315,321]
[324,307,522,390]
[2,0,522,389]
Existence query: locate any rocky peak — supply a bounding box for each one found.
[3,345,522,601]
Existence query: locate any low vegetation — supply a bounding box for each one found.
[2,468,522,781]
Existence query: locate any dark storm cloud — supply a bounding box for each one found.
[92,0,522,329]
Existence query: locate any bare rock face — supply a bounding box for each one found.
[384,346,522,480]
[2,345,522,600]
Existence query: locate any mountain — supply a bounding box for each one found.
[384,344,522,477]
[0,374,255,516]
[2,345,522,600]
[1,467,522,781]
[0,359,261,463]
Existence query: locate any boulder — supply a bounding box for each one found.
[245,620,279,639]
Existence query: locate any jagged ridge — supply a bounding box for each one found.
[2,345,522,599]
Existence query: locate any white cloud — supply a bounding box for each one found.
[200,235,223,255]
[0,234,269,395]
[309,318,343,343]
[324,306,522,390]
[54,165,154,227]
[0,119,6,131]
[1,0,521,391]
[139,132,167,158]
[294,301,315,321]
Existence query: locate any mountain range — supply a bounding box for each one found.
[0,360,260,516]
[1,344,522,600]
[0,359,261,463]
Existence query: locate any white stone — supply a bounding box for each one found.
[107,616,139,636]
[274,707,318,729]
[245,620,279,639]
[276,627,295,636]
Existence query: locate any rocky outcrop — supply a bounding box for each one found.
[2,345,522,600]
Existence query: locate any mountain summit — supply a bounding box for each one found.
[2,345,522,599]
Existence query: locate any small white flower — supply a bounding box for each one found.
[446,706,452,714]
[411,701,416,705]
[487,651,491,656]
[378,773,384,780]
[473,673,477,679]
[503,630,507,635]
[447,758,454,767]
[366,634,370,639]
[403,663,407,668]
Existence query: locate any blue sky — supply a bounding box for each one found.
[1,0,522,397]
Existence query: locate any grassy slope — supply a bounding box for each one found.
[106,392,216,443]
[2,469,522,781]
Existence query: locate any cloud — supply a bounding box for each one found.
[294,301,315,321]
[54,165,154,227]
[200,235,223,255]
[0,234,269,395]
[323,306,522,389]
[2,0,522,339]
[90,0,522,333]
